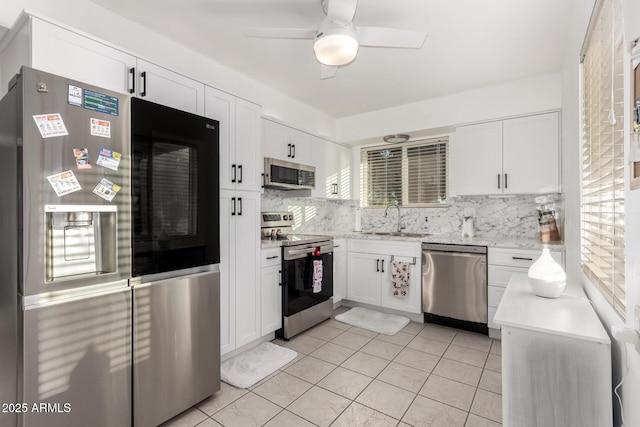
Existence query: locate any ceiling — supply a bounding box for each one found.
[91,0,576,119]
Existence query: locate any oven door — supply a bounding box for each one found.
[131,98,220,276]
[282,243,333,316]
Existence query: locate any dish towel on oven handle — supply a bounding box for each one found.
[391,260,410,297]
[312,259,323,293]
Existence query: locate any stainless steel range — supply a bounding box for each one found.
[261,212,334,339]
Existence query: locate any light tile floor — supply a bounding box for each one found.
[160,307,502,427]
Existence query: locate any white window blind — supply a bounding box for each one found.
[581,0,626,317]
[360,138,448,207]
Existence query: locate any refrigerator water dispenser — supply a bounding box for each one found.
[46,205,118,281]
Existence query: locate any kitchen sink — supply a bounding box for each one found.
[360,231,431,237]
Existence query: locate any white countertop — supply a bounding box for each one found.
[262,231,565,250]
[493,273,609,344]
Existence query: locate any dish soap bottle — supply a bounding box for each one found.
[423,217,430,234]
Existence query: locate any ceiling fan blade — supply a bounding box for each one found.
[356,27,427,48]
[243,27,316,39]
[326,0,358,23]
[320,64,338,79]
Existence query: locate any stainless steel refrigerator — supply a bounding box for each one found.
[0,67,220,427]
[0,67,132,427]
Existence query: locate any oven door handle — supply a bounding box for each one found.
[283,243,333,260]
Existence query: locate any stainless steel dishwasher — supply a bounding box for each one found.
[422,243,488,334]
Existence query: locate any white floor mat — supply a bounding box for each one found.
[335,307,410,335]
[220,342,297,389]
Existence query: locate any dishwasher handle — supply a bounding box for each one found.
[422,243,487,254]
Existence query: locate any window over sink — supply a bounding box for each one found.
[360,137,448,207]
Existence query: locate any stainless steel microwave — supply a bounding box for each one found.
[264,157,316,190]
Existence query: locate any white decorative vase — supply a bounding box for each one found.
[527,248,566,298]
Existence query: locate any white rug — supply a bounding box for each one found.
[335,307,410,335]
[220,342,297,389]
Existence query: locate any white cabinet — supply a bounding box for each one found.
[0,15,205,115]
[260,248,282,335]
[135,59,205,115]
[454,112,560,195]
[347,252,384,306]
[1,16,136,97]
[332,239,347,304]
[495,274,612,427]
[262,119,312,165]
[205,87,262,191]
[346,239,421,314]
[312,138,352,199]
[487,247,564,334]
[220,190,261,354]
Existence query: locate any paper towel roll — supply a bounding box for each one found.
[354,209,362,231]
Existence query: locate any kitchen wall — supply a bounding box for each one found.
[361,194,563,240]
[262,189,562,240]
[336,72,562,144]
[0,0,336,139]
[261,190,358,233]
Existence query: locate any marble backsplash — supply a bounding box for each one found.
[261,190,564,240]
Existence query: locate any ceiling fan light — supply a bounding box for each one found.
[314,33,359,66]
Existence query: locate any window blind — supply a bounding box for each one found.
[360,138,448,207]
[581,0,626,317]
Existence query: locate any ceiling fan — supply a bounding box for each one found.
[243,0,428,79]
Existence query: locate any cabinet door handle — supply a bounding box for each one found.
[333,245,340,248]
[376,259,380,272]
[140,71,147,97]
[231,164,237,183]
[266,255,279,260]
[287,144,292,158]
[512,256,533,261]
[238,197,243,216]
[231,197,236,216]
[279,270,282,286]
[331,183,338,195]
[261,173,265,188]
[381,259,385,273]
[292,144,296,158]
[497,174,501,189]
[504,173,508,189]
[238,165,243,183]
[129,67,136,94]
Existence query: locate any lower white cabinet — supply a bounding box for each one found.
[496,274,612,426]
[346,239,421,314]
[487,247,564,331]
[332,239,347,304]
[220,190,260,355]
[260,248,282,335]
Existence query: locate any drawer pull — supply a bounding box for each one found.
[266,255,279,260]
[512,256,533,261]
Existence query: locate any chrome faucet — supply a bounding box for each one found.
[384,202,405,232]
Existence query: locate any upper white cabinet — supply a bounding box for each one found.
[1,16,136,97]
[135,59,205,115]
[312,137,352,200]
[205,87,262,191]
[1,16,205,115]
[262,119,313,165]
[454,112,560,195]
